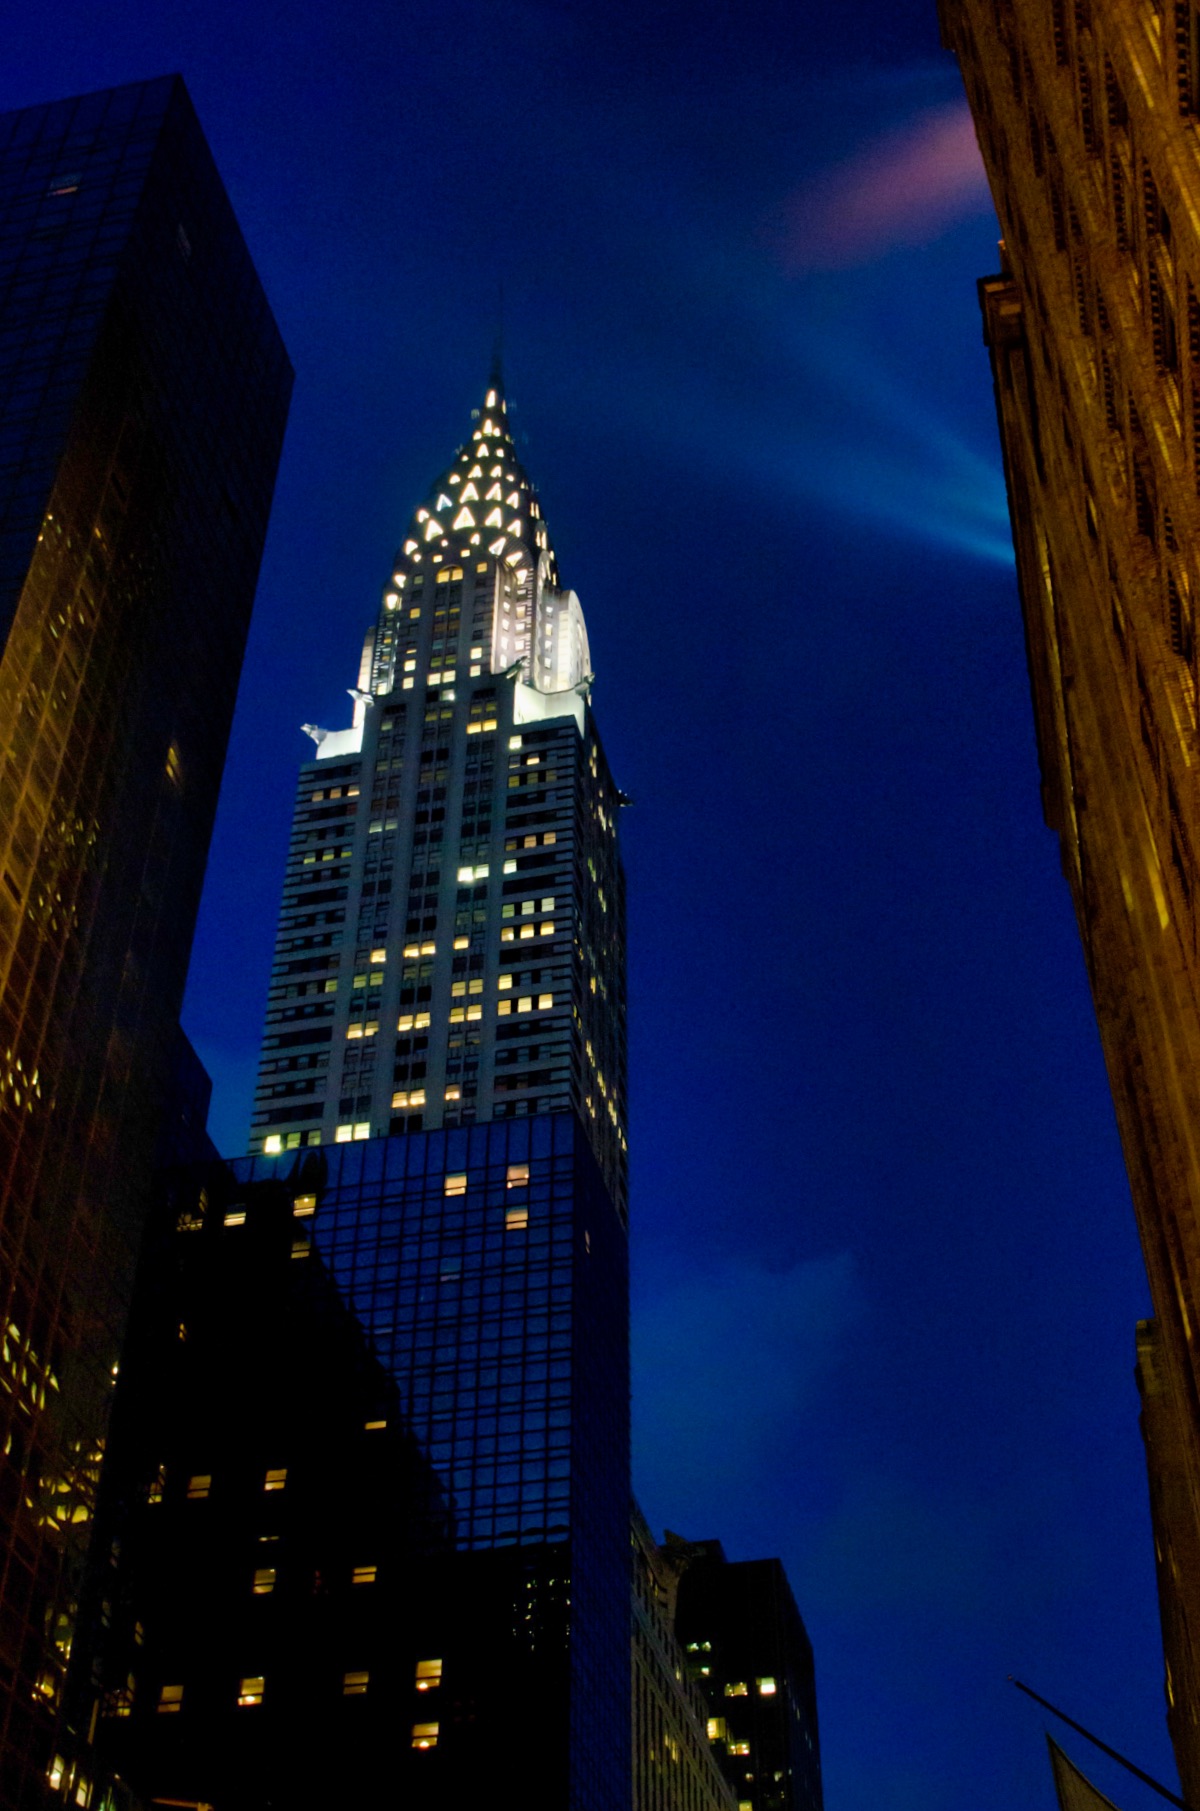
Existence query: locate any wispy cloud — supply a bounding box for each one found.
[632,1253,862,1539]
[782,101,993,271]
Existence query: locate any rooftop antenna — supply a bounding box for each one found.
[490,279,505,391]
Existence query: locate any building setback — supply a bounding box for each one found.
[0,78,291,1810]
[940,0,1200,1793]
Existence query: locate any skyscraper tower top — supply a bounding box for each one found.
[251,370,627,1212]
[400,371,560,580]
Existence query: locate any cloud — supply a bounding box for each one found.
[632,1253,861,1538]
[803,1474,992,1616]
[782,101,993,271]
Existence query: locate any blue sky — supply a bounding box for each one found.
[1,5,1178,1807]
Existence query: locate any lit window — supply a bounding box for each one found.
[707,1717,727,1742]
[352,1564,377,1585]
[415,1658,443,1689]
[224,1209,246,1227]
[505,1206,529,1231]
[237,1677,264,1707]
[757,1677,776,1696]
[538,993,553,1010]
[354,1122,370,1140]
[343,1670,370,1695]
[725,1681,748,1697]
[453,935,469,950]
[263,1135,283,1154]
[252,1568,276,1595]
[412,1722,439,1749]
[370,949,387,964]
[445,1173,467,1197]
[157,1684,183,1715]
[445,1086,461,1101]
[336,1125,354,1143]
[291,1238,311,1260]
[509,735,523,750]
[729,1741,750,1756]
[263,1468,288,1492]
[364,1419,387,1431]
[186,1474,211,1500]
[506,1163,529,1188]
[293,1194,316,1217]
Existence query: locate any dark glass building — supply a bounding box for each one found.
[668,1540,823,1811]
[85,377,631,1808]
[0,77,291,1810]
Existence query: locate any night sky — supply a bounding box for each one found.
[1,4,1178,1808]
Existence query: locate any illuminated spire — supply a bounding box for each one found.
[360,371,591,705]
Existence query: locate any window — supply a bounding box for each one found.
[253,1568,276,1595]
[343,1670,370,1695]
[186,1474,211,1500]
[157,1684,183,1715]
[223,1209,246,1227]
[293,1194,317,1217]
[238,1677,265,1707]
[506,1163,529,1188]
[707,1717,727,1742]
[415,1657,443,1690]
[444,1172,467,1197]
[263,1468,288,1492]
[729,1741,751,1756]
[505,1206,529,1231]
[352,1564,377,1585]
[725,1681,748,1697]
[412,1722,439,1749]
[757,1676,777,1695]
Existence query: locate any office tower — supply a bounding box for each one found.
[0,77,291,1809]
[665,1538,822,1811]
[938,0,1200,1793]
[248,372,627,1219]
[82,373,631,1809]
[631,1508,738,1811]
[85,1159,451,1811]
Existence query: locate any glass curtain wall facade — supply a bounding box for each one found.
[0,78,290,1810]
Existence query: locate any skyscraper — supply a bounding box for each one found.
[0,77,291,1808]
[939,0,1200,1793]
[248,371,627,1216]
[667,1538,822,1811]
[82,372,632,1809]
